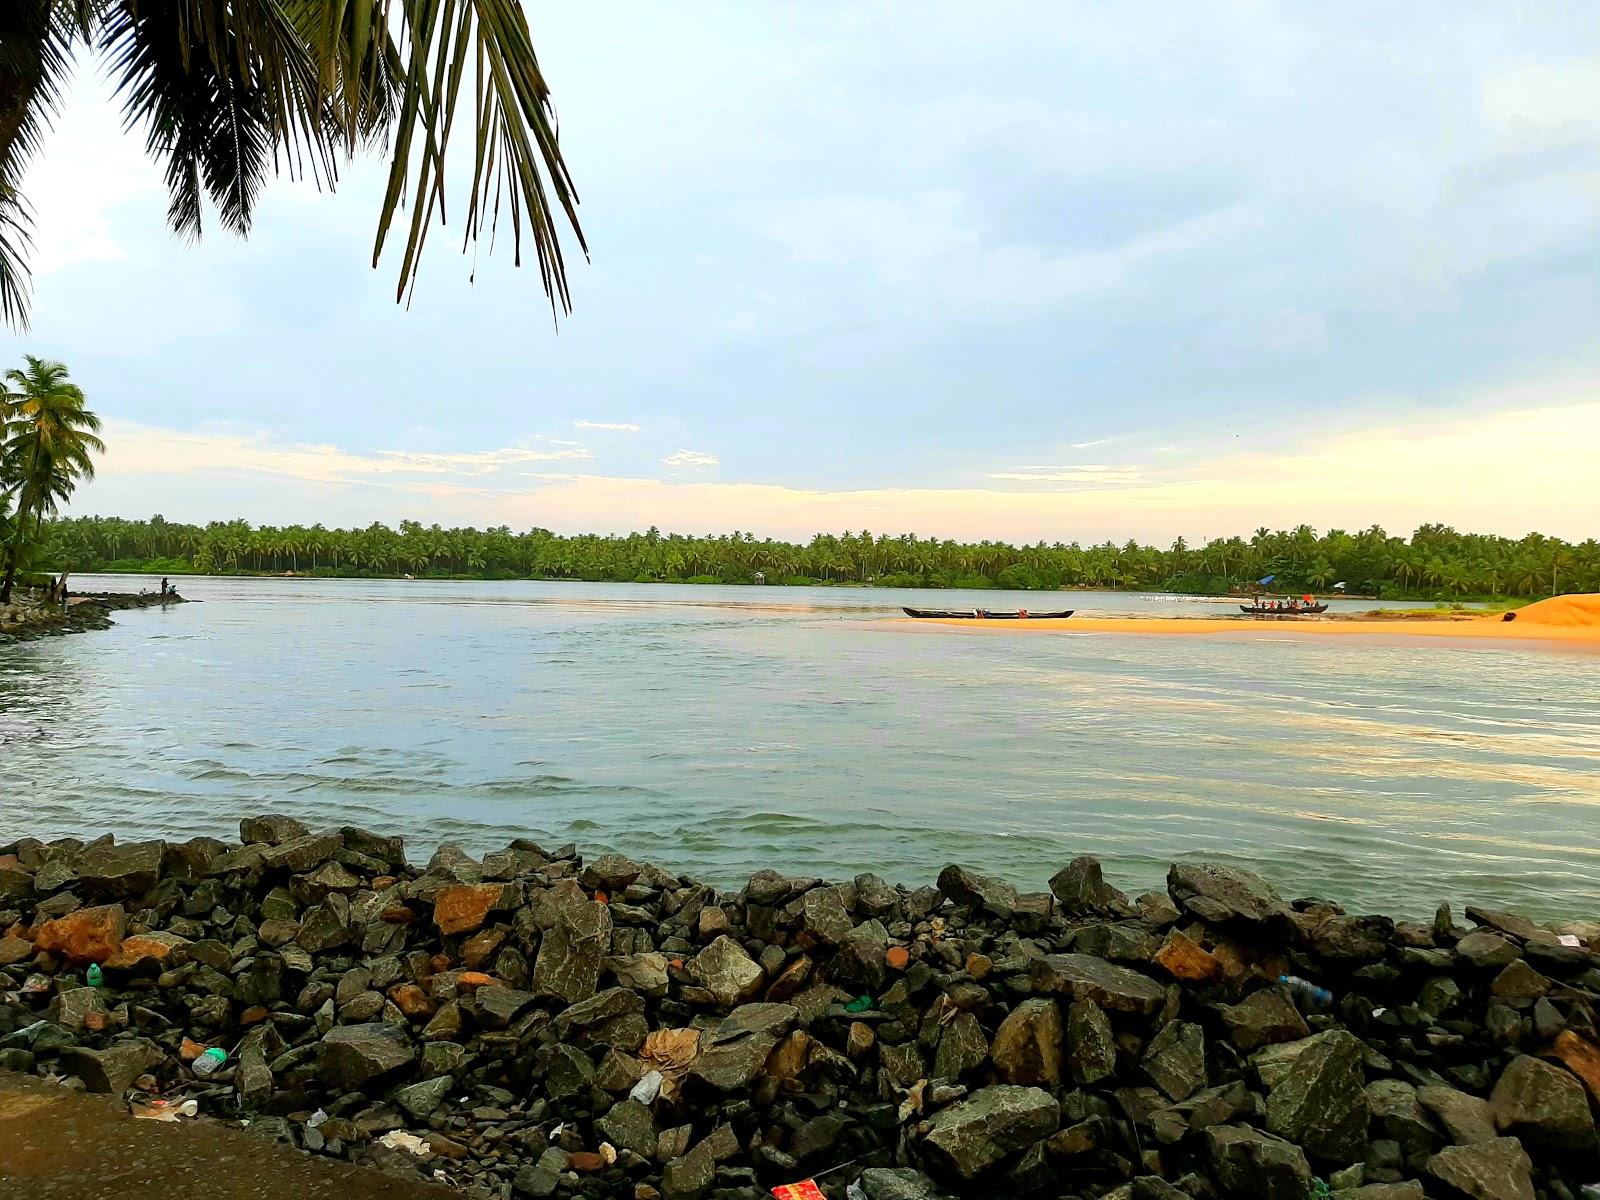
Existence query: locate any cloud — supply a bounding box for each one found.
[662,449,719,469]
[95,424,591,487]
[574,420,641,433]
[990,466,1146,485]
[67,381,1600,545]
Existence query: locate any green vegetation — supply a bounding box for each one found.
[0,1,582,328]
[33,518,1600,601]
[1,357,103,602]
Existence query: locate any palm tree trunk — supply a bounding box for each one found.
[0,539,18,605]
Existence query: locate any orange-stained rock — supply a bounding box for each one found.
[0,935,33,967]
[433,884,504,936]
[568,1152,606,1173]
[381,904,415,924]
[179,1038,205,1062]
[1553,1030,1600,1101]
[34,904,126,966]
[764,1030,815,1084]
[425,1134,471,1159]
[389,982,436,1020]
[885,945,911,972]
[455,971,494,991]
[1155,929,1224,983]
[430,953,453,975]
[103,931,191,971]
[240,1006,270,1026]
[1210,937,1286,984]
[964,952,992,979]
[373,875,397,891]
[82,1010,110,1033]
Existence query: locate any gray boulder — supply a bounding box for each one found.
[1066,998,1117,1085]
[240,814,309,845]
[1030,952,1165,1015]
[1221,987,1311,1052]
[800,885,853,946]
[1418,1085,1498,1146]
[922,1085,1059,1179]
[688,935,764,1007]
[1367,1078,1442,1160]
[990,997,1062,1088]
[1168,862,1291,926]
[533,894,612,1006]
[77,840,165,898]
[935,865,1019,918]
[855,1168,955,1200]
[1048,856,1132,916]
[1264,1030,1368,1163]
[1143,1020,1206,1102]
[319,1022,416,1089]
[1207,1123,1313,1200]
[513,1148,568,1198]
[58,1038,164,1095]
[1425,1138,1534,1200]
[1488,1054,1596,1151]
[393,1075,452,1120]
[597,1099,656,1158]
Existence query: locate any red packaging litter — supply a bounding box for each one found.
[771,1182,826,1200]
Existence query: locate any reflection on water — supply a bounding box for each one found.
[2,575,1598,919]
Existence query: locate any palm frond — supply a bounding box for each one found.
[0,185,33,329]
[0,0,82,329]
[99,0,333,239]
[375,0,585,311]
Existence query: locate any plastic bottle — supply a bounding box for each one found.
[1279,974,1334,1011]
[192,1047,228,1077]
[86,964,103,987]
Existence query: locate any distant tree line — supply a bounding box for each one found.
[33,516,1600,599]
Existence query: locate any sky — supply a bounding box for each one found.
[6,2,1600,544]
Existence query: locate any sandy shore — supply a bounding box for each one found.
[895,613,1600,648]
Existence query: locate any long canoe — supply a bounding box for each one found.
[1239,603,1328,615]
[903,606,1075,620]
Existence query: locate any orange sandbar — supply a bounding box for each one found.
[907,615,1597,644]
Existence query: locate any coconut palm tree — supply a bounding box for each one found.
[0,0,584,329]
[1,355,104,601]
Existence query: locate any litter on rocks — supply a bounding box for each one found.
[378,1131,430,1157]
[305,1108,329,1129]
[771,1181,826,1200]
[130,1098,198,1121]
[628,1069,664,1104]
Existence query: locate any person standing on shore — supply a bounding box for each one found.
[161,577,169,597]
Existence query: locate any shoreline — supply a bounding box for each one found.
[898,613,1600,649]
[2,817,1597,1200]
[0,590,188,645]
[65,567,1531,606]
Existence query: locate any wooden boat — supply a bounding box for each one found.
[1239,603,1328,615]
[903,606,1075,620]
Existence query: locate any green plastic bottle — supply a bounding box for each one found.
[86,963,103,987]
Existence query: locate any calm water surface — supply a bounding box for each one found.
[3,576,1598,920]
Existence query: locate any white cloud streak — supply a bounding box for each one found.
[662,449,719,469]
[574,420,641,433]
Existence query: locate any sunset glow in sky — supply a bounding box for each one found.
[8,3,1599,541]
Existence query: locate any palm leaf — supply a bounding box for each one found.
[0,0,82,328]
[99,0,333,239]
[376,0,585,311]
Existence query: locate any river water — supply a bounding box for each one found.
[2,576,1597,920]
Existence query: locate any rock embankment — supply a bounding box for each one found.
[2,821,1598,1200]
[0,589,187,643]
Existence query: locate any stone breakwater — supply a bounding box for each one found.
[0,589,186,643]
[2,820,1598,1200]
